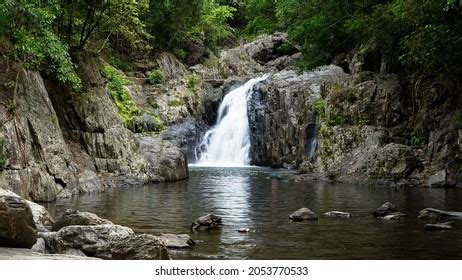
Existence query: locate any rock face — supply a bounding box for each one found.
[249,66,348,167]
[191,213,223,231]
[373,202,397,217]
[52,209,113,231]
[0,51,189,203]
[289,208,318,221]
[0,195,37,248]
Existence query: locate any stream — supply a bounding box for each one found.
[46,166,462,259]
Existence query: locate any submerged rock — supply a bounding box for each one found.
[424,222,454,231]
[418,208,462,219]
[381,212,407,220]
[158,234,195,249]
[373,202,397,217]
[94,234,170,260]
[191,213,223,232]
[289,208,318,221]
[52,209,113,231]
[323,211,351,218]
[0,195,37,248]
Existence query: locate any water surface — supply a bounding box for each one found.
[46,167,462,259]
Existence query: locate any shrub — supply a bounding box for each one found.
[148,69,165,85]
[186,74,201,94]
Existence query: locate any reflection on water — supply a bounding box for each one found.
[46,167,462,259]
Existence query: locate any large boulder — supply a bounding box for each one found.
[40,224,134,257]
[94,234,170,260]
[52,209,113,231]
[191,213,223,232]
[0,195,37,248]
[0,188,54,232]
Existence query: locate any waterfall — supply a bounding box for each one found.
[195,75,268,167]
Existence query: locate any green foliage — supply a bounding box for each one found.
[453,112,462,130]
[313,98,326,119]
[328,113,352,126]
[168,98,184,107]
[0,138,7,169]
[186,74,201,94]
[1,0,81,90]
[102,65,140,126]
[410,131,425,147]
[148,70,165,85]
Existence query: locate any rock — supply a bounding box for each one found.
[373,202,397,217]
[0,195,37,248]
[417,208,462,219]
[249,66,347,167]
[41,224,134,256]
[157,52,188,79]
[424,222,454,231]
[289,208,318,221]
[77,170,104,194]
[56,189,73,200]
[323,211,351,218]
[162,119,199,160]
[191,213,223,231]
[31,238,46,254]
[137,136,188,182]
[427,170,447,187]
[94,234,170,260]
[158,234,195,249]
[0,188,54,231]
[381,212,407,220]
[0,247,99,260]
[52,209,113,231]
[237,228,250,233]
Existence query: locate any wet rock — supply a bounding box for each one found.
[52,209,113,231]
[289,208,318,221]
[31,238,46,254]
[0,195,37,248]
[41,224,134,256]
[162,119,199,159]
[424,222,454,231]
[373,202,397,217]
[94,234,170,260]
[158,234,195,249]
[56,189,73,200]
[323,211,351,218]
[381,212,407,220]
[191,213,223,231]
[418,208,462,219]
[238,228,250,233]
[427,170,447,187]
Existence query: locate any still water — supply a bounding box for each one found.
[46,167,462,259]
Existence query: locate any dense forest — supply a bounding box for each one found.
[1,0,461,89]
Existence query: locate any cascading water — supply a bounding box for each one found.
[195,75,268,166]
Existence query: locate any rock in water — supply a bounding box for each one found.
[191,213,223,232]
[417,208,462,219]
[381,212,407,220]
[418,209,443,220]
[94,234,170,260]
[323,211,351,218]
[289,208,318,221]
[425,222,455,231]
[0,195,37,248]
[52,209,113,231]
[238,228,250,233]
[373,202,397,217]
[158,234,195,249]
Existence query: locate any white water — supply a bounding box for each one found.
[195,75,268,167]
